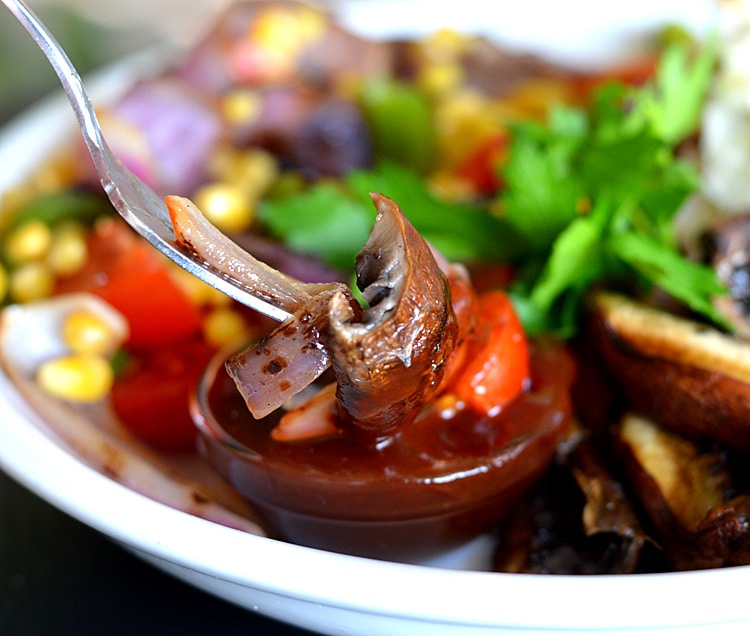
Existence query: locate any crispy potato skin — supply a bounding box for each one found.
[588,293,750,452]
[613,414,750,570]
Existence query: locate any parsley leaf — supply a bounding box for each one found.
[499,110,587,252]
[257,183,373,272]
[259,162,515,270]
[346,162,515,262]
[498,38,726,336]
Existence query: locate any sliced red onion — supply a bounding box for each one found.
[229,231,345,284]
[225,288,357,419]
[168,195,359,417]
[166,195,335,313]
[104,79,222,195]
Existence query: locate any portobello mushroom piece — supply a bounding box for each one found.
[327,193,459,436]
[706,214,750,338]
[613,413,750,570]
[169,192,459,439]
[588,291,750,452]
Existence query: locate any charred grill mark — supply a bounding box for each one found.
[263,358,287,375]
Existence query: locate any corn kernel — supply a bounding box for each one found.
[209,148,279,199]
[434,91,500,168]
[418,61,463,98]
[193,182,254,233]
[253,5,326,57]
[221,90,263,126]
[9,261,54,303]
[419,28,471,63]
[4,219,53,265]
[428,170,477,202]
[231,150,279,199]
[62,310,115,356]
[0,187,32,222]
[29,153,79,193]
[36,354,114,402]
[46,222,88,276]
[168,265,231,307]
[202,307,249,348]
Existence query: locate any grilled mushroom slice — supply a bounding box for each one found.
[170,191,458,438]
[588,291,750,452]
[707,215,750,338]
[328,193,459,435]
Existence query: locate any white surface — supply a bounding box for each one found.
[1,3,749,634]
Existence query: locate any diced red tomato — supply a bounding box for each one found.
[454,133,507,196]
[448,290,530,414]
[110,338,217,451]
[55,219,202,348]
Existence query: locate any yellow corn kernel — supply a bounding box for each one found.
[29,153,79,194]
[428,170,477,202]
[9,261,54,303]
[231,149,279,199]
[253,5,326,57]
[36,354,114,403]
[418,61,463,98]
[46,222,88,276]
[496,79,577,122]
[210,148,279,199]
[202,307,249,348]
[415,29,471,67]
[0,187,32,223]
[62,310,115,356]
[193,182,254,233]
[221,90,263,127]
[168,265,231,308]
[434,91,500,168]
[4,219,53,265]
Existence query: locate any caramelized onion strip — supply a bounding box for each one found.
[166,195,334,313]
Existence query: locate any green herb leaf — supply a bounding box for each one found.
[10,190,111,228]
[347,162,515,262]
[258,162,516,271]
[499,38,723,336]
[258,183,373,272]
[609,231,730,329]
[499,113,587,252]
[358,77,436,174]
[644,34,718,143]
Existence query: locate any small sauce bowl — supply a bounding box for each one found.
[191,342,575,561]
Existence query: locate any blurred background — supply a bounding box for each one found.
[0,0,719,123]
[0,0,240,122]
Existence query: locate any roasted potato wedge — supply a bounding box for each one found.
[613,413,750,570]
[588,291,750,451]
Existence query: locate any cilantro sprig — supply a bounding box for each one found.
[258,162,513,272]
[499,37,728,337]
[258,37,727,339]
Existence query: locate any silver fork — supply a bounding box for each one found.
[0,0,291,323]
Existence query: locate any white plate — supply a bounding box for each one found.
[1,2,749,634]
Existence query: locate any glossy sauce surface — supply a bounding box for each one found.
[196,341,575,559]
